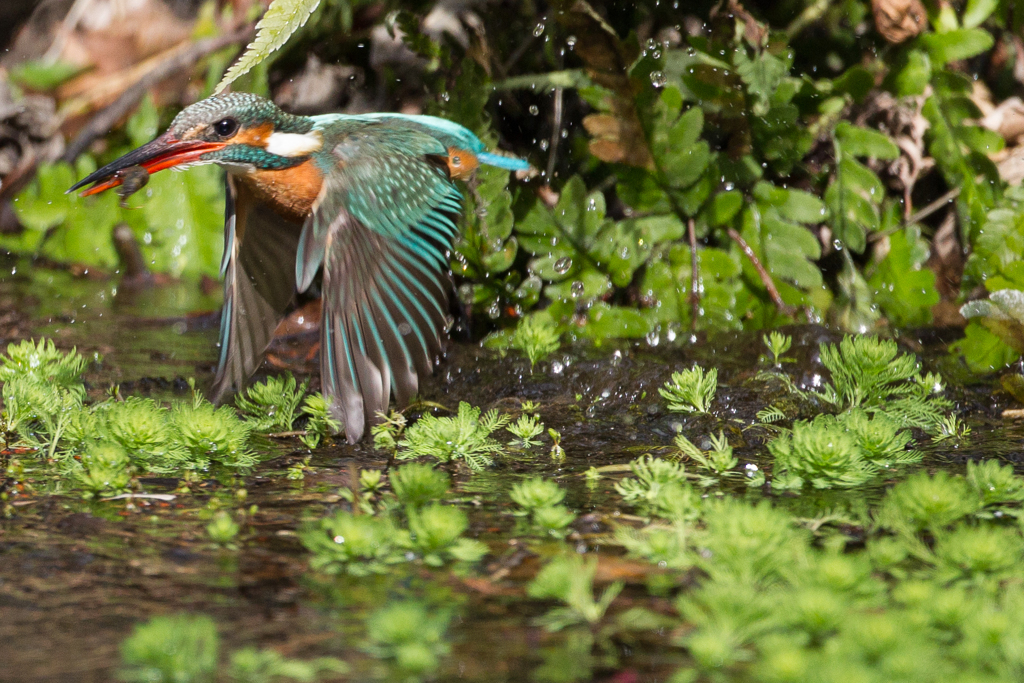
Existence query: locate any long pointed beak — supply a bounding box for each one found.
[67,133,227,196]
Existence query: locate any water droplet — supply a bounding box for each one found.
[570,281,585,298]
[566,35,577,49]
[650,71,667,88]
[539,139,550,151]
[553,257,572,274]
[529,105,539,115]
[646,330,660,346]
[487,301,501,319]
[533,22,545,37]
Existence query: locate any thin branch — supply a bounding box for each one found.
[688,218,700,330]
[545,87,564,180]
[726,227,796,316]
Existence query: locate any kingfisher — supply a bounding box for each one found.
[69,92,528,442]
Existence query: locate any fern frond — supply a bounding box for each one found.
[216,0,321,93]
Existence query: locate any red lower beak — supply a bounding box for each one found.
[68,133,226,196]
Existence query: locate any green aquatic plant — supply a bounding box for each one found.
[674,432,737,476]
[97,397,183,471]
[816,335,951,431]
[933,524,1024,585]
[966,459,1024,509]
[300,510,407,576]
[510,477,575,538]
[507,413,545,448]
[0,338,88,393]
[934,414,972,442]
[2,374,83,460]
[235,372,308,433]
[763,331,793,365]
[206,511,240,546]
[878,471,981,533]
[299,392,340,448]
[406,504,488,566]
[769,417,873,489]
[833,410,918,467]
[120,614,219,683]
[371,410,407,453]
[548,428,565,461]
[659,366,717,414]
[397,402,510,472]
[509,315,561,367]
[531,505,577,538]
[120,612,344,683]
[75,442,132,499]
[510,477,566,511]
[767,411,917,490]
[389,463,449,509]
[615,523,690,570]
[527,554,624,632]
[170,399,254,469]
[696,498,807,586]
[363,601,452,683]
[226,647,347,683]
[614,455,691,511]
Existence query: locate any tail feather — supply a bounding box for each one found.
[478,152,530,172]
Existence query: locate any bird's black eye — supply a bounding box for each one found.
[213,118,239,138]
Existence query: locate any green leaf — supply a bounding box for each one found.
[8,60,82,91]
[708,191,743,226]
[890,49,932,97]
[953,321,1019,373]
[216,0,321,93]
[869,227,939,327]
[920,28,994,65]
[835,122,900,160]
[962,0,1000,29]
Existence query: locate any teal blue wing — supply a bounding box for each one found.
[211,176,301,401]
[298,123,461,442]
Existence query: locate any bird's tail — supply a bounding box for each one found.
[478,152,530,172]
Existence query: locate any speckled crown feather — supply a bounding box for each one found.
[169,93,313,136]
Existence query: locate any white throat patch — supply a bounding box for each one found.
[265,130,323,157]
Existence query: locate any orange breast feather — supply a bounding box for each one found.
[244,158,324,222]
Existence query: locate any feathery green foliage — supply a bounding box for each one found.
[507,413,545,448]
[674,432,737,476]
[235,373,308,433]
[120,613,344,683]
[406,504,488,566]
[763,331,792,365]
[75,442,132,499]
[389,463,449,509]
[226,647,347,683]
[363,601,451,683]
[171,399,254,469]
[659,366,717,414]
[878,471,981,533]
[397,402,510,471]
[816,336,950,431]
[769,411,920,490]
[510,477,575,538]
[119,614,219,683]
[206,511,240,546]
[216,0,322,93]
[300,510,407,576]
[527,554,623,632]
[298,392,340,449]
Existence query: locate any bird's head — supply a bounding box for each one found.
[70,92,321,196]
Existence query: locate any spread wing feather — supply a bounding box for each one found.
[211,176,302,402]
[300,122,462,442]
